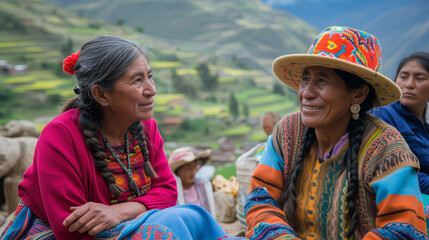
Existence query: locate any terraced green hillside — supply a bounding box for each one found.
[1,0,304,145]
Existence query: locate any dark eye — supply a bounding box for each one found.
[398,74,408,79]
[302,75,309,81]
[318,77,327,83]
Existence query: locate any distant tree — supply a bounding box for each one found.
[273,82,285,95]
[242,102,249,118]
[0,87,13,118]
[181,118,191,130]
[116,18,124,26]
[89,20,102,29]
[61,38,74,56]
[0,14,27,33]
[247,77,256,87]
[196,62,218,91]
[205,122,210,135]
[229,92,239,118]
[171,69,197,99]
[135,25,144,33]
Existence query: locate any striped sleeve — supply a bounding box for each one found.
[363,166,427,239]
[245,136,298,239]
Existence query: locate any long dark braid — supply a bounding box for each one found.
[80,107,126,196]
[129,122,158,178]
[334,69,376,238]
[61,35,155,196]
[344,114,365,238]
[279,127,315,230]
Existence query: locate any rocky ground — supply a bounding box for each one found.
[219,219,246,237]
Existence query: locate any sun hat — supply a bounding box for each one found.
[272,26,401,107]
[168,146,212,173]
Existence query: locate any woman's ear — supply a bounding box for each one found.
[91,85,109,107]
[353,85,369,105]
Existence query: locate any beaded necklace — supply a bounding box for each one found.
[102,131,141,197]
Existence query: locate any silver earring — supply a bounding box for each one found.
[350,104,360,120]
[104,102,108,107]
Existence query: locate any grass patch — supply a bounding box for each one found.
[247,94,285,105]
[202,106,228,116]
[168,106,185,115]
[152,61,182,68]
[154,94,185,105]
[216,124,251,137]
[250,101,298,115]
[249,129,267,142]
[214,163,236,179]
[15,79,70,92]
[176,68,197,75]
[0,41,38,48]
[235,88,267,101]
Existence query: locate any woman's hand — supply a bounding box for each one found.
[63,202,122,235]
[63,201,148,236]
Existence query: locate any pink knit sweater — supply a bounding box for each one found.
[18,109,177,239]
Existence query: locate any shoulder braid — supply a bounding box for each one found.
[79,109,125,196]
[280,127,315,230]
[129,122,158,178]
[345,115,366,238]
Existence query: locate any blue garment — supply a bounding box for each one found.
[373,101,429,194]
[1,202,231,240]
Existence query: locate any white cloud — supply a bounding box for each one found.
[265,0,297,7]
[264,0,350,7]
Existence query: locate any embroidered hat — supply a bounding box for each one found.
[272,26,401,107]
[168,146,212,173]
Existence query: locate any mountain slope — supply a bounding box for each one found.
[47,0,319,72]
[260,0,429,78]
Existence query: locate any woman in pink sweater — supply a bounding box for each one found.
[1,35,230,240]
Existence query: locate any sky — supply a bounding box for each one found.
[260,0,411,31]
[259,0,429,77]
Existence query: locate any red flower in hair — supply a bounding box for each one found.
[62,51,81,75]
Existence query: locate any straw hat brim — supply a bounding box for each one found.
[170,149,212,173]
[272,54,401,107]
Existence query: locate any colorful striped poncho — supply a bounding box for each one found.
[245,112,428,239]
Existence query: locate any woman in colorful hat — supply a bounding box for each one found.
[1,35,230,240]
[168,146,216,216]
[245,26,427,239]
[372,51,429,195]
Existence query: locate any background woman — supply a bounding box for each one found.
[168,146,216,216]
[245,26,427,239]
[373,51,429,194]
[1,35,229,240]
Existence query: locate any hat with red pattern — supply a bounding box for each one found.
[272,26,400,107]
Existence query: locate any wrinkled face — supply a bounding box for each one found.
[262,115,275,136]
[298,66,354,130]
[105,53,156,122]
[176,161,197,187]
[396,60,429,111]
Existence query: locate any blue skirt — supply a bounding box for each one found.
[1,201,234,240]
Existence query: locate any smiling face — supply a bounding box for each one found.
[396,59,429,116]
[104,53,156,123]
[298,66,357,132]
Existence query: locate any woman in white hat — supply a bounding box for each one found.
[169,146,216,216]
[245,26,427,239]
